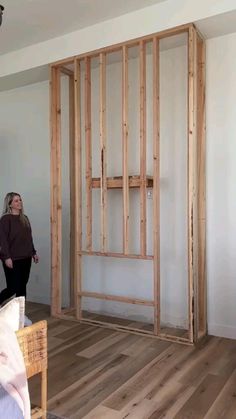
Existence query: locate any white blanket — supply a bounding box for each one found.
[0,320,30,419]
[0,384,23,418]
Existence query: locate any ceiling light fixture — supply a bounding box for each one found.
[0,4,4,27]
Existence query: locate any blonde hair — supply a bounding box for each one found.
[2,192,29,226]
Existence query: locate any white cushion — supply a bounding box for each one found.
[0,297,25,331]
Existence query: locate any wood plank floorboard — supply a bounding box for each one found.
[27,303,236,419]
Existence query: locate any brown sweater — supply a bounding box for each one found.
[0,214,36,261]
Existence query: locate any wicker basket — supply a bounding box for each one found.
[16,320,48,419]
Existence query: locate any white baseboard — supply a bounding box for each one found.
[208,323,236,340]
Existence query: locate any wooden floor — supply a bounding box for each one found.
[27,302,236,419]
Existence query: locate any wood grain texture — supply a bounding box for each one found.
[28,303,236,419]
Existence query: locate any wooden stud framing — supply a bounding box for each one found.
[50,23,206,345]
[85,57,92,251]
[122,45,129,254]
[153,37,160,335]
[140,40,147,256]
[99,52,107,252]
[50,66,62,317]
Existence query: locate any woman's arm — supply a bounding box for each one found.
[25,215,39,263]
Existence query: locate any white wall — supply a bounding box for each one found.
[206,32,236,338]
[0,81,51,304]
[0,77,72,307]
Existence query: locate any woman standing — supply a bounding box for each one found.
[0,192,39,324]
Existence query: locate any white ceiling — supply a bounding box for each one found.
[0,0,166,55]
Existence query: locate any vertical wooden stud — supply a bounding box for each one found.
[197,33,206,338]
[41,369,47,419]
[85,57,92,251]
[69,73,75,308]
[122,46,129,254]
[188,26,198,343]
[140,40,147,256]
[50,66,62,316]
[100,53,107,252]
[153,38,160,335]
[74,59,82,319]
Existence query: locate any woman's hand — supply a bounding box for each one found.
[33,254,39,264]
[5,258,13,269]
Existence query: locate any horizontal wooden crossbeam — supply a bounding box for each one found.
[78,291,154,306]
[79,251,154,260]
[92,175,153,189]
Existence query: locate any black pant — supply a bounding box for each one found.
[0,258,32,305]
